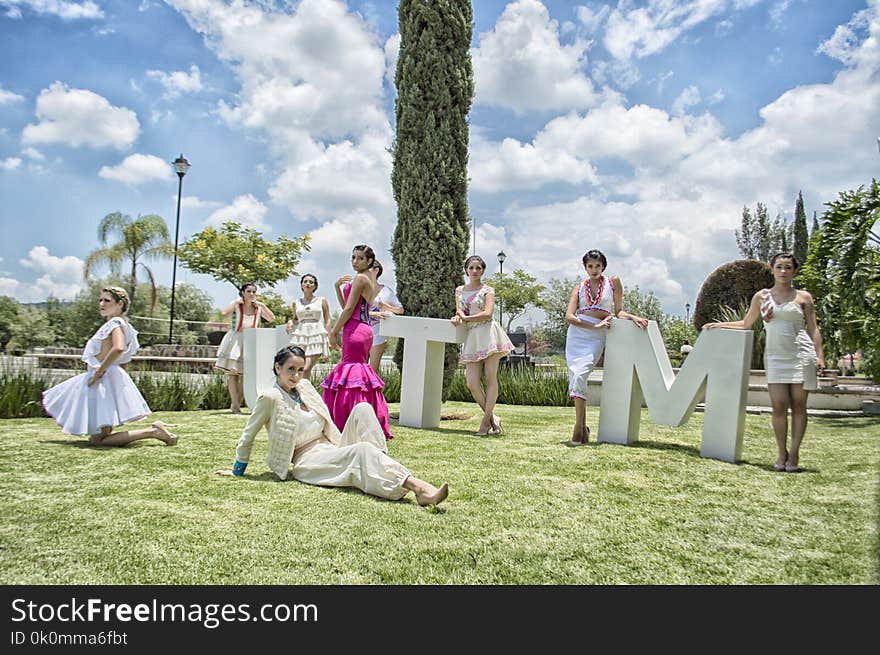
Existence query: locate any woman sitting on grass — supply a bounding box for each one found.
[216,345,448,507]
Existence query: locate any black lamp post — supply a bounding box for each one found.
[685,302,691,325]
[497,250,506,327]
[168,154,190,344]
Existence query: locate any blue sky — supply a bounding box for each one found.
[0,0,877,327]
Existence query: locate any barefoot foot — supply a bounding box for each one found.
[415,482,449,507]
[152,421,178,446]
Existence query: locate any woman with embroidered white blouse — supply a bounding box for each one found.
[42,286,177,446]
[216,345,448,506]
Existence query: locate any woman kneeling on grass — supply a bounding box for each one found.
[216,345,448,506]
[42,286,177,447]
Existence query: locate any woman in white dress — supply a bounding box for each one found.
[367,261,404,374]
[216,345,448,507]
[215,282,276,413]
[42,286,176,446]
[565,250,647,445]
[450,255,514,436]
[286,274,331,380]
[704,252,825,472]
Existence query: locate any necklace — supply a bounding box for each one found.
[584,276,604,307]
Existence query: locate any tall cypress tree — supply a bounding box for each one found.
[391,0,474,396]
[793,190,809,265]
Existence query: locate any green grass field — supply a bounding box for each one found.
[1,403,877,584]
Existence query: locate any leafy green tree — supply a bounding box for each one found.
[83,212,173,312]
[391,0,474,393]
[793,190,809,268]
[736,202,789,262]
[800,179,880,380]
[178,221,310,291]
[539,277,579,351]
[483,269,544,332]
[0,296,18,350]
[662,316,699,364]
[258,290,292,324]
[622,285,665,327]
[5,305,56,353]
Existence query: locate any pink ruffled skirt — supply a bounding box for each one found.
[321,320,393,439]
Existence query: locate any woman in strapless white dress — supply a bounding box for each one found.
[704,253,825,472]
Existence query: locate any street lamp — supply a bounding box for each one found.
[685,302,691,325]
[168,153,190,344]
[497,250,506,326]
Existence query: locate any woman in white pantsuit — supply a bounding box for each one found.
[216,345,448,506]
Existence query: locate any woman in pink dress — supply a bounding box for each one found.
[321,245,393,439]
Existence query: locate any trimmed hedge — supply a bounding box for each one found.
[693,259,773,329]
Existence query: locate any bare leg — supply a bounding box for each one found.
[89,421,177,447]
[465,361,491,433]
[302,355,321,380]
[482,353,503,433]
[767,383,792,469]
[227,374,242,413]
[403,476,449,506]
[787,384,809,471]
[572,396,588,443]
[369,341,387,373]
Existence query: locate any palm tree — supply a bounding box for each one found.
[83,212,173,311]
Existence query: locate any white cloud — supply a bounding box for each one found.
[98,153,173,185]
[603,0,765,61]
[22,82,139,150]
[537,100,724,169]
[268,134,393,221]
[4,245,86,302]
[817,4,874,66]
[653,70,674,95]
[472,0,598,112]
[474,0,880,312]
[384,33,400,88]
[169,0,394,255]
[0,85,25,104]
[173,0,388,140]
[1,0,103,21]
[469,131,598,192]
[769,0,793,27]
[1,157,22,170]
[178,195,222,210]
[672,85,701,115]
[146,64,202,99]
[206,194,269,230]
[21,147,44,160]
[576,3,610,34]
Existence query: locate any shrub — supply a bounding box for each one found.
[0,362,52,418]
[693,259,773,330]
[200,373,232,410]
